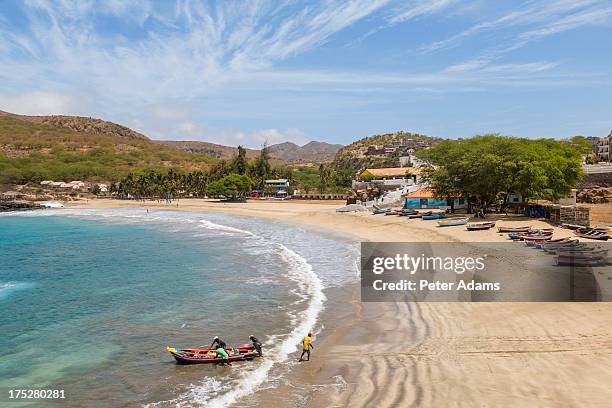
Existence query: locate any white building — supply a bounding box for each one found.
[597,132,611,162]
[265,179,290,197]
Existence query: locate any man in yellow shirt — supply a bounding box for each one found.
[298,332,314,362]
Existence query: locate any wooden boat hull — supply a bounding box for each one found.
[438,218,469,227]
[422,214,445,220]
[498,226,531,233]
[467,222,496,231]
[555,256,608,267]
[166,346,258,364]
[574,229,610,241]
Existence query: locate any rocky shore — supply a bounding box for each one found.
[0,200,42,212]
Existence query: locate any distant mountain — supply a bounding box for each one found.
[155,140,260,160]
[266,141,343,163]
[161,140,343,163]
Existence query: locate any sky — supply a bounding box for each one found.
[0,0,611,147]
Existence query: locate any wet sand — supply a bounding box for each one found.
[70,199,612,407]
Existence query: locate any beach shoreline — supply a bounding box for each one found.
[69,198,612,407]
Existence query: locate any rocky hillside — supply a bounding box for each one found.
[0,111,148,141]
[333,131,439,172]
[0,112,213,185]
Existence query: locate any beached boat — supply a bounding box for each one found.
[574,229,610,241]
[556,248,608,258]
[508,229,553,240]
[555,255,609,267]
[523,234,553,244]
[384,211,399,216]
[497,226,531,233]
[538,238,578,250]
[408,211,432,219]
[398,210,419,216]
[166,345,258,364]
[372,208,390,215]
[422,214,445,220]
[438,218,469,227]
[466,222,496,231]
[561,223,584,230]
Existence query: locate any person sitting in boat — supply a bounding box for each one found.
[249,335,263,357]
[210,336,227,350]
[298,332,314,362]
[215,347,231,366]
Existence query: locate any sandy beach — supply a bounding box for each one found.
[70,199,612,407]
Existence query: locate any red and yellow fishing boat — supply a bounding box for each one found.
[166,345,259,364]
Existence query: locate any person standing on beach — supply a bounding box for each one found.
[298,332,314,362]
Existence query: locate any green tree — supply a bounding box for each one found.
[251,143,271,189]
[417,135,584,211]
[207,173,252,199]
[232,145,248,175]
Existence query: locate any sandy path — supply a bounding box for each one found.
[69,199,612,407]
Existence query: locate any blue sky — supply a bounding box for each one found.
[1,0,611,147]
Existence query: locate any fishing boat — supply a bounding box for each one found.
[372,208,390,215]
[497,226,531,233]
[422,214,445,220]
[545,243,595,254]
[555,255,609,267]
[561,223,584,230]
[408,211,432,219]
[398,210,418,216]
[556,249,608,258]
[166,345,258,364]
[509,229,553,240]
[384,210,399,216]
[523,235,553,244]
[466,222,496,231]
[539,238,578,251]
[438,218,469,227]
[574,229,610,241]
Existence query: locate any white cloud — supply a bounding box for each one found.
[0,91,86,115]
[388,0,458,24]
[420,0,612,63]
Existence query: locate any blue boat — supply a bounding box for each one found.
[422,214,445,220]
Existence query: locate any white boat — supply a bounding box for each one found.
[438,218,469,227]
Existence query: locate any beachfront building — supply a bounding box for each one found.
[264,179,290,198]
[40,180,88,190]
[355,167,421,188]
[403,187,467,210]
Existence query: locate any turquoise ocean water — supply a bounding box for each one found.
[0,209,358,407]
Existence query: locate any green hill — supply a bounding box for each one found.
[0,111,214,185]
